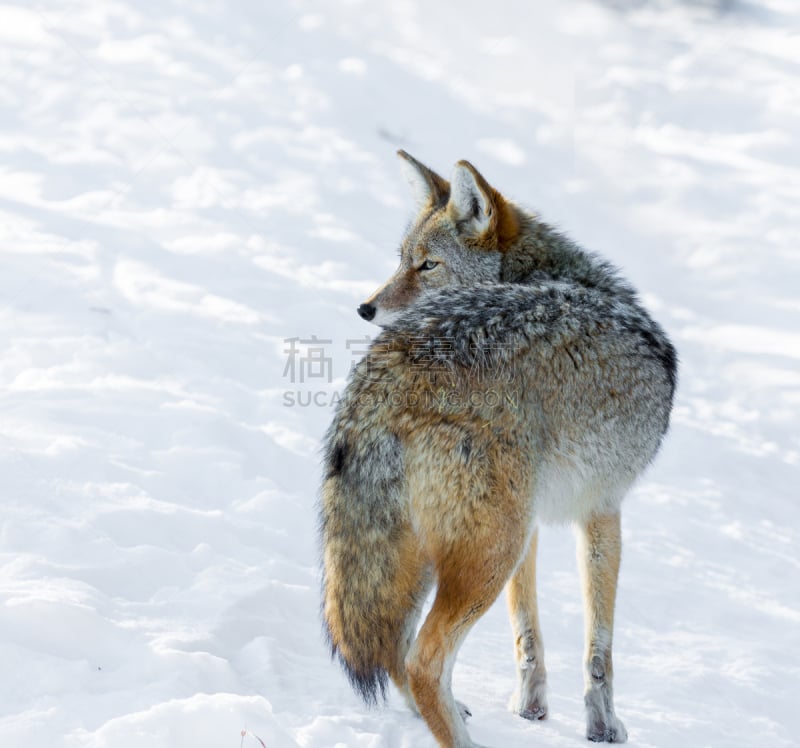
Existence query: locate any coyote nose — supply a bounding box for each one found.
[358,303,376,321]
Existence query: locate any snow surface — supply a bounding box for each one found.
[1,1,798,746]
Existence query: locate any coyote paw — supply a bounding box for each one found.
[585,665,626,743]
[509,679,548,721]
[586,714,627,743]
[520,702,548,721]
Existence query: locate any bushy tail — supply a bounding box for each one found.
[319,426,422,704]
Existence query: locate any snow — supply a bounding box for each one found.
[1,1,798,746]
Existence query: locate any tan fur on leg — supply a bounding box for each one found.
[507,528,548,720]
[577,513,627,743]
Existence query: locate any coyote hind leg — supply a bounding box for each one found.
[577,512,628,743]
[507,526,548,721]
[406,529,525,747]
[389,565,435,714]
[385,532,435,712]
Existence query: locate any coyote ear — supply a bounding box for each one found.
[448,160,520,249]
[448,160,494,235]
[397,150,449,209]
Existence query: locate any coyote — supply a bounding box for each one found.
[320,152,676,747]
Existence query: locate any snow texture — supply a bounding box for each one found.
[1,1,798,746]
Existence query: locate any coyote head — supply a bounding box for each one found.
[358,152,521,326]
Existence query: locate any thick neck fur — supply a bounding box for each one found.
[499,208,637,304]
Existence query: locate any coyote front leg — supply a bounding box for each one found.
[507,527,548,721]
[577,512,628,743]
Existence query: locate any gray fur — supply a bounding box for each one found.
[385,281,675,404]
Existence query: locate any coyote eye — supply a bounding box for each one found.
[418,259,439,271]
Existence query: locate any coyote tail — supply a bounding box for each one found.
[320,416,419,704]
